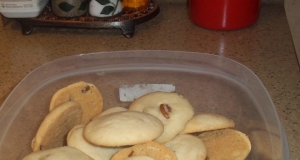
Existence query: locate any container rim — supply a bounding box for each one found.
[0,50,290,159]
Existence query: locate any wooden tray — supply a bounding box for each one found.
[16,0,159,38]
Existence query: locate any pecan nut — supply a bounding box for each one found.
[128,151,134,157]
[160,104,172,119]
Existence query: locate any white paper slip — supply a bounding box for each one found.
[119,84,176,102]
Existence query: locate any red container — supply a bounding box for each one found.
[189,0,261,30]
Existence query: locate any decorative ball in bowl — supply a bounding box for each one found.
[89,0,122,17]
[51,0,88,17]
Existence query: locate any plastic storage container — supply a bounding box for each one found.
[0,50,289,159]
[0,0,48,18]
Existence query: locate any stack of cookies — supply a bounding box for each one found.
[22,81,252,160]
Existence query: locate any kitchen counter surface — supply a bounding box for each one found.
[0,1,299,159]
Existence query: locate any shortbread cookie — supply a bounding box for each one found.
[111,141,177,160]
[84,111,164,147]
[248,130,281,160]
[245,119,279,136]
[31,101,83,151]
[92,106,128,120]
[165,134,206,160]
[181,113,235,134]
[100,106,128,116]
[22,146,93,160]
[67,125,123,160]
[198,129,251,160]
[49,81,103,124]
[129,92,194,143]
[125,156,156,160]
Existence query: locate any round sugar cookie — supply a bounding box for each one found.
[248,130,281,160]
[164,134,206,160]
[92,106,128,120]
[129,91,194,143]
[181,113,235,134]
[22,146,93,160]
[198,129,251,160]
[67,125,123,160]
[83,111,164,147]
[111,141,177,160]
[125,156,156,160]
[31,101,83,151]
[100,106,128,116]
[49,81,103,124]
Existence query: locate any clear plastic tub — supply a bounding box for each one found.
[0,0,48,18]
[0,50,289,159]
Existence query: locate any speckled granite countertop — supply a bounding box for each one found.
[0,1,299,159]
